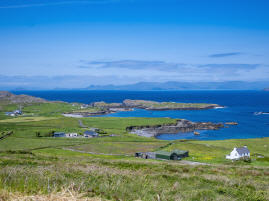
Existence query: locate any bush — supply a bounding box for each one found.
[35,132,41,137]
[239,156,251,163]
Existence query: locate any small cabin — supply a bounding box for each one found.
[53,132,66,137]
[226,146,250,160]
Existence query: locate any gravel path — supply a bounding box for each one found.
[78,119,87,128]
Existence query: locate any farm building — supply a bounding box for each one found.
[135,149,189,160]
[65,133,78,137]
[155,150,189,160]
[226,146,250,160]
[5,110,22,117]
[53,132,66,137]
[84,130,99,138]
[135,152,156,159]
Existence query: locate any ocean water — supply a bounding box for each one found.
[13,90,269,140]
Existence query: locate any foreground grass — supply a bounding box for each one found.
[0,149,268,201]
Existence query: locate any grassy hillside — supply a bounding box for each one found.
[0,102,268,200]
[0,147,268,201]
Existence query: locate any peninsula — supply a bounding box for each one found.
[126,119,224,138]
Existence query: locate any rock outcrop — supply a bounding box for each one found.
[126,119,224,137]
[91,101,123,108]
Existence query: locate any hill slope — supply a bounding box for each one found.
[0,91,47,104]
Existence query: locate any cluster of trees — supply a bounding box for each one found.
[35,131,54,137]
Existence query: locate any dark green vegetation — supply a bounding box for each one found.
[0,100,268,200]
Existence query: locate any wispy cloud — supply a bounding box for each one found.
[200,64,260,69]
[79,60,186,71]
[0,0,120,9]
[79,60,260,72]
[209,52,243,58]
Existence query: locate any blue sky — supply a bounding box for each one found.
[0,0,269,89]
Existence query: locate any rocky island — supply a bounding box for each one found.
[122,99,220,110]
[64,99,222,117]
[126,119,224,138]
[91,99,221,111]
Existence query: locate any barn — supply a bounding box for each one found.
[155,150,188,160]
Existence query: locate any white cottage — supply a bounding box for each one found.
[226,146,250,160]
[65,133,78,138]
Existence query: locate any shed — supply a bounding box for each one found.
[53,132,66,137]
[135,152,156,159]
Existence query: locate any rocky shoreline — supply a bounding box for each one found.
[126,119,224,138]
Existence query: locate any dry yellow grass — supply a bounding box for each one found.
[0,189,107,201]
[0,117,58,123]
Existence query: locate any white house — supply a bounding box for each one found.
[226,146,250,160]
[65,133,78,138]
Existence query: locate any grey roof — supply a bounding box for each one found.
[84,130,98,135]
[236,147,250,155]
[54,132,65,134]
[155,149,188,156]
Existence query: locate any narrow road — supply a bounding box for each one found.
[78,119,87,128]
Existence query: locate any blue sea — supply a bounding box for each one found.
[13,90,269,141]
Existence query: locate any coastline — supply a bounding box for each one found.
[126,119,225,138]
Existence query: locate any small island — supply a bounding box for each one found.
[64,99,222,117]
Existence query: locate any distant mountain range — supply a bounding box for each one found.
[86,81,269,91]
[3,81,269,91]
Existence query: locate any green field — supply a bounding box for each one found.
[0,102,269,200]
